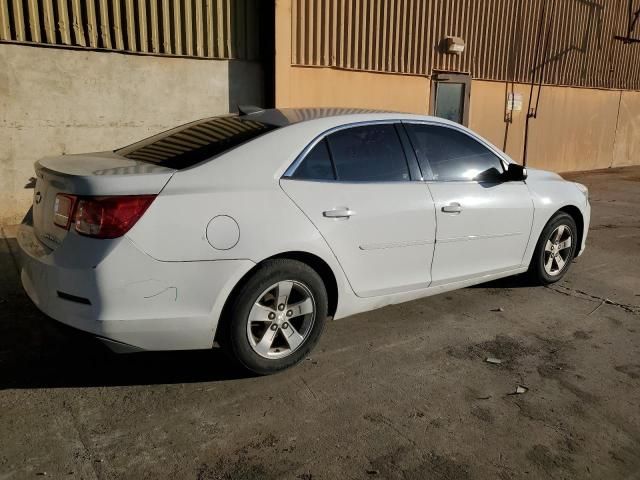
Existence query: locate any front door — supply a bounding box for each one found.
[281,123,436,298]
[404,122,533,286]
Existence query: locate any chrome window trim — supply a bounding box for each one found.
[282,119,416,182]
[401,120,513,183]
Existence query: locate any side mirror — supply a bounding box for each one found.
[505,163,527,181]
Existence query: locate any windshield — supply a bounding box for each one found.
[116,115,277,169]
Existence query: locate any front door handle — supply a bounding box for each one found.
[442,202,462,213]
[323,207,356,219]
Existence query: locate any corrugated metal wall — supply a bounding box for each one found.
[291,0,640,90]
[0,0,262,60]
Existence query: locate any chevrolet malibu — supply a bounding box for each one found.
[18,108,590,374]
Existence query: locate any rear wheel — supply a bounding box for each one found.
[528,212,577,285]
[221,259,328,375]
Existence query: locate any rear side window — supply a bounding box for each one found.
[116,116,276,170]
[326,124,410,182]
[291,139,335,180]
[405,124,504,181]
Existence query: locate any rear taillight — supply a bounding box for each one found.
[53,194,76,229]
[53,194,155,239]
[74,195,156,239]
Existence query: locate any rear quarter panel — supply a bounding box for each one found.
[125,124,355,310]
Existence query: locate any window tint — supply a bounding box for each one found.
[291,139,335,180]
[116,116,276,170]
[327,124,410,182]
[406,124,504,181]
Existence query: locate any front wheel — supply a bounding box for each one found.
[220,259,328,375]
[528,212,578,285]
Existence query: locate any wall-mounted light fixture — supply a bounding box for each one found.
[444,36,465,54]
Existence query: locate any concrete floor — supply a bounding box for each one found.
[1,167,639,480]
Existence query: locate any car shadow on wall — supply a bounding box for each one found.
[0,236,253,390]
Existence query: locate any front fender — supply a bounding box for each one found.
[522,172,590,266]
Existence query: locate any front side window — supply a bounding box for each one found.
[326,124,410,182]
[405,124,504,181]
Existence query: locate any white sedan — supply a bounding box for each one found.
[18,108,590,374]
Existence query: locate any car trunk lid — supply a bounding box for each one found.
[32,151,175,250]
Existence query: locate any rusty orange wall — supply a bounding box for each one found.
[277,65,430,113]
[469,80,621,172]
[276,69,629,172]
[288,0,640,91]
[276,0,640,173]
[612,91,640,168]
[277,0,429,112]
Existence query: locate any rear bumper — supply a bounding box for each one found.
[17,224,254,351]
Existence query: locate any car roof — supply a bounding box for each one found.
[240,107,383,126]
[239,107,453,128]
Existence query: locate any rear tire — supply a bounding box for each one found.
[220,259,328,375]
[528,212,578,285]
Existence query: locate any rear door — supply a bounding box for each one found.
[404,122,534,286]
[281,122,436,298]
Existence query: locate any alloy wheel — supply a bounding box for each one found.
[543,224,573,276]
[246,280,316,359]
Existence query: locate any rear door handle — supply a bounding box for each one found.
[442,202,462,213]
[323,207,356,219]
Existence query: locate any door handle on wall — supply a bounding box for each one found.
[442,202,462,213]
[323,208,356,219]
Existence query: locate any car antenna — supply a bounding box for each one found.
[237,105,263,116]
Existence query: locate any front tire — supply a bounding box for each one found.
[528,212,578,285]
[221,259,328,375]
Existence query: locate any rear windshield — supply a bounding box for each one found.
[116,116,277,169]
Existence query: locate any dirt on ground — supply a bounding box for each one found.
[1,167,639,479]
